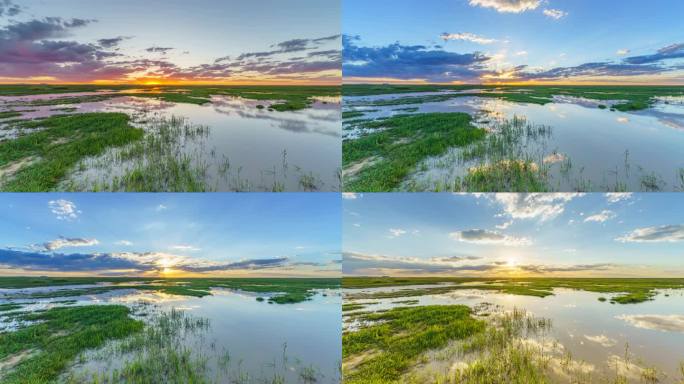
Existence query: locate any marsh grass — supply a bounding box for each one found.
[342,277,684,304]
[343,84,684,112]
[0,305,143,384]
[69,115,211,192]
[342,113,486,191]
[0,85,340,112]
[0,113,143,191]
[343,296,676,383]
[0,303,23,312]
[56,114,327,192]
[342,305,485,384]
[58,306,327,384]
[0,277,340,305]
[402,116,553,192]
[0,111,22,119]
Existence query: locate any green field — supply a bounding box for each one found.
[0,84,340,111]
[0,276,340,304]
[342,84,684,111]
[343,276,684,304]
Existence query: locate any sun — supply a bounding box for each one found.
[144,80,161,86]
[506,257,518,268]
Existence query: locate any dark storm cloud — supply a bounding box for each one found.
[342,34,490,81]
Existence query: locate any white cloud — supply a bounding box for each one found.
[616,314,684,332]
[584,334,617,347]
[48,199,80,221]
[543,8,567,20]
[616,49,631,56]
[515,50,528,56]
[115,240,133,246]
[468,0,540,13]
[616,225,684,243]
[388,228,407,238]
[39,236,99,251]
[342,193,361,200]
[169,245,201,252]
[584,210,616,223]
[493,193,580,221]
[496,220,513,229]
[605,193,632,203]
[156,204,168,211]
[441,32,497,45]
[450,229,531,246]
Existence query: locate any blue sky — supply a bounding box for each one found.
[343,0,684,84]
[0,0,340,84]
[0,193,341,277]
[343,193,684,277]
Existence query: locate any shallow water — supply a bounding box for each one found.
[343,93,684,191]
[344,286,684,382]
[0,287,342,383]
[1,93,341,191]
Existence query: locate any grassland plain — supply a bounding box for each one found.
[0,277,340,383]
[343,277,684,304]
[342,277,684,383]
[0,85,340,111]
[342,85,684,111]
[342,84,684,192]
[0,277,340,304]
[0,85,340,192]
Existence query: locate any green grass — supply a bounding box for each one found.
[0,303,23,312]
[343,84,684,111]
[343,111,367,119]
[463,159,548,192]
[0,113,143,191]
[343,303,367,312]
[343,113,486,191]
[0,84,340,111]
[0,111,22,119]
[0,305,143,384]
[0,277,340,304]
[343,277,684,304]
[342,305,485,384]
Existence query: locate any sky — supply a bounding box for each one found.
[343,193,684,277]
[343,0,684,85]
[0,193,341,277]
[0,0,341,84]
